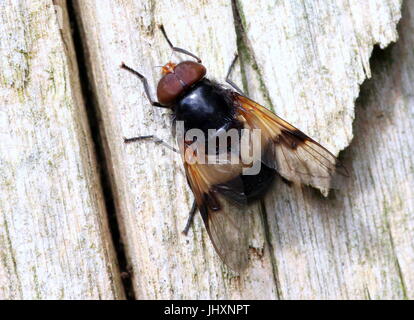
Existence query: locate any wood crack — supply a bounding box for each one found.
[231,0,274,111]
[65,0,134,300]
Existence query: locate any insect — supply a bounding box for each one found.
[122,26,348,272]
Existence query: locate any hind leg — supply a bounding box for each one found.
[182,200,198,236]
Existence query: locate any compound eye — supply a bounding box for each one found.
[175,61,206,87]
[157,73,183,106]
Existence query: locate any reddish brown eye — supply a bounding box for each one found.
[175,61,206,87]
[156,61,207,106]
[157,73,183,106]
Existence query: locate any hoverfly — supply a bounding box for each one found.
[122,26,348,272]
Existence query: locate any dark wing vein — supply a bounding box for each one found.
[182,142,250,272]
[235,94,349,189]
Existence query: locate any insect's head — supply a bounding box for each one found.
[161,62,177,75]
[157,61,206,106]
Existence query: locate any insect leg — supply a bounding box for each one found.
[182,200,198,236]
[225,54,245,94]
[159,25,202,63]
[121,63,168,109]
[124,135,179,153]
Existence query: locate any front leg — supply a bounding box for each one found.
[124,135,179,153]
[121,63,167,109]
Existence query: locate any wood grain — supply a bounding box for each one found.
[0,0,124,299]
[72,0,411,299]
[73,0,278,299]
[237,0,402,156]
[239,0,412,299]
[2,0,409,299]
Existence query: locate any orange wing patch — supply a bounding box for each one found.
[235,94,349,189]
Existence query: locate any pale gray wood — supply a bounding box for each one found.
[237,0,402,156]
[73,0,410,299]
[0,0,125,299]
[74,0,277,300]
[238,0,411,299]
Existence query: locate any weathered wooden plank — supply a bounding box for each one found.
[73,0,278,299]
[237,0,401,156]
[0,0,125,299]
[237,0,411,299]
[74,0,408,299]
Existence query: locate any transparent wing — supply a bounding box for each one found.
[235,94,349,189]
[200,191,250,273]
[183,141,250,272]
